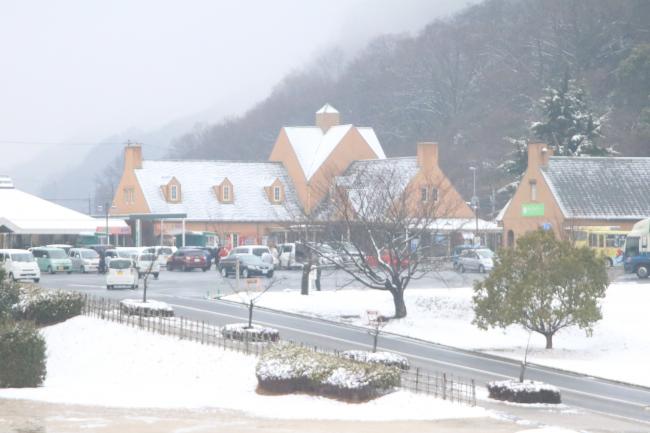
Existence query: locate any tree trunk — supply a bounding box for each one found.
[392,290,407,318]
[315,267,321,291]
[545,333,553,349]
[301,262,311,295]
[248,300,254,328]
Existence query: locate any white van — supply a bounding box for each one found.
[0,249,41,282]
[229,245,277,267]
[143,246,176,268]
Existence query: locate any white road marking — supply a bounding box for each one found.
[69,284,104,288]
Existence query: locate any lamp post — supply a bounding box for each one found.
[469,166,479,244]
[105,201,109,246]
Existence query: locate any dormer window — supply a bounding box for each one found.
[421,187,429,202]
[420,186,438,203]
[162,177,182,203]
[214,178,234,203]
[266,178,284,204]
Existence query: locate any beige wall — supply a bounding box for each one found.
[110,144,151,216]
[269,126,380,214]
[155,220,286,247]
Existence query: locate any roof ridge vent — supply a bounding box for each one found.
[0,176,14,189]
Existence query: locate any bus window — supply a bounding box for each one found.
[589,233,597,248]
[606,235,617,248]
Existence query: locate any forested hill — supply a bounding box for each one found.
[168,0,650,214]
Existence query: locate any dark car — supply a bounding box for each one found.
[219,254,273,278]
[178,246,215,267]
[167,249,209,272]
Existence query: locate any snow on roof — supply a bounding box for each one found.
[134,160,302,221]
[542,156,650,220]
[0,187,104,234]
[316,103,339,114]
[283,124,386,181]
[427,218,500,232]
[495,199,511,222]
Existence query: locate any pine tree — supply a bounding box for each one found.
[531,73,609,157]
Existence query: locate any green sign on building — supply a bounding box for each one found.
[522,202,544,217]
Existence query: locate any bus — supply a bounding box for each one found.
[623,218,650,278]
[572,226,627,267]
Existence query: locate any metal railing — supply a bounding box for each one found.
[82,294,476,406]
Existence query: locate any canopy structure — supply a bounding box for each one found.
[0,178,128,235]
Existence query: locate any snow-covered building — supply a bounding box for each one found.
[500,142,650,247]
[110,104,481,248]
[0,176,129,248]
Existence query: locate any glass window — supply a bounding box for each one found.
[431,188,438,202]
[625,236,640,256]
[11,253,34,262]
[605,235,617,248]
[420,187,428,202]
[273,186,281,202]
[49,249,66,259]
[530,182,537,201]
[109,259,132,269]
[252,248,268,257]
[81,250,99,259]
[589,233,597,247]
[170,185,178,201]
[223,185,230,201]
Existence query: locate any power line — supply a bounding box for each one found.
[0,140,142,146]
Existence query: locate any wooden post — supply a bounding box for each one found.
[442,373,447,400]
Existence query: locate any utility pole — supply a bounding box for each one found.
[469,166,479,244]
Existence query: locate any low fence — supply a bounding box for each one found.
[82,294,476,406]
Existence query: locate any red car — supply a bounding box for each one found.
[366,250,410,268]
[167,249,209,272]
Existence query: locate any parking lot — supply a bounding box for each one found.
[35,263,486,300]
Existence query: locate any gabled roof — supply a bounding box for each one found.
[134,160,302,221]
[541,156,650,220]
[316,103,339,114]
[283,125,386,181]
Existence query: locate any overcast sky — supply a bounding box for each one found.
[0,0,471,169]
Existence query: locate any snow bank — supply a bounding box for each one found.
[223,281,650,386]
[0,316,489,421]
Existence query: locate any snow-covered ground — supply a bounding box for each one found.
[223,281,650,387]
[0,316,489,421]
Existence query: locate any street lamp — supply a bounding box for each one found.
[469,166,479,244]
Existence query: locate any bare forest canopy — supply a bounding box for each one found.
[100,0,650,217]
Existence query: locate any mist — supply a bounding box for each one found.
[0,0,472,181]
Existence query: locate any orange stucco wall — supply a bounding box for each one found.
[110,145,150,216]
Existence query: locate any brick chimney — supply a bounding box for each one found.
[416,142,439,169]
[315,103,340,132]
[527,142,552,172]
[124,143,143,171]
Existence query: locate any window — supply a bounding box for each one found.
[123,187,135,204]
[431,188,438,202]
[530,180,537,201]
[223,184,230,202]
[273,186,281,202]
[170,185,178,201]
[420,187,428,202]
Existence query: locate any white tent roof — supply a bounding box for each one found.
[0,182,127,235]
[426,218,500,233]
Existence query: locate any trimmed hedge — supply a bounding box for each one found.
[487,380,561,404]
[341,350,410,370]
[0,320,47,388]
[14,288,84,326]
[222,323,280,342]
[119,299,174,317]
[0,282,20,320]
[256,343,400,402]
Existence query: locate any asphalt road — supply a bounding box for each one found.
[36,266,650,427]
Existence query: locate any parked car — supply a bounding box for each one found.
[143,246,176,268]
[0,249,40,282]
[167,249,209,272]
[178,246,216,268]
[451,245,477,270]
[106,258,139,289]
[68,248,100,273]
[277,242,338,269]
[229,245,276,267]
[329,241,364,266]
[134,253,160,279]
[219,253,274,278]
[30,247,72,274]
[46,244,73,254]
[456,248,494,273]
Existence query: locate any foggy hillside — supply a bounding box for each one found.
[164,0,650,215]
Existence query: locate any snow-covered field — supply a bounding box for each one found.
[223,281,650,387]
[0,316,489,421]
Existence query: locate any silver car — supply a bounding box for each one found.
[457,248,495,273]
[69,248,101,273]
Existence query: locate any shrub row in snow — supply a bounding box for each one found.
[256,343,400,402]
[487,379,561,404]
[13,287,84,326]
[0,320,46,388]
[221,323,280,342]
[340,350,410,370]
[119,299,174,317]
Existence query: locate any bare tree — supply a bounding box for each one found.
[311,162,462,319]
